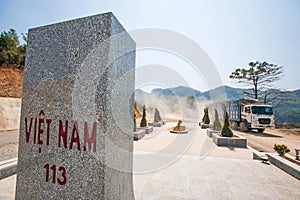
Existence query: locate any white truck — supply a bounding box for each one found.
[228,99,275,133]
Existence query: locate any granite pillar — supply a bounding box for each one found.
[15,12,136,199]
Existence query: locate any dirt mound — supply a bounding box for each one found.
[0,64,24,98]
[0,98,21,131]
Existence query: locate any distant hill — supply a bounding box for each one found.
[151,86,202,97]
[147,85,248,100]
[135,85,300,124]
[272,90,300,124]
[291,89,300,97]
[135,89,149,97]
[201,86,248,100]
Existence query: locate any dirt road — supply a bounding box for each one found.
[234,128,300,156]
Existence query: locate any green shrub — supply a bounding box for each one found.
[140,105,147,127]
[202,107,210,124]
[221,111,233,137]
[177,120,182,128]
[213,109,222,131]
[273,144,290,156]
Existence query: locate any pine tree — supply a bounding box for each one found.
[213,109,222,131]
[230,61,283,100]
[154,108,162,122]
[140,105,147,127]
[202,107,210,124]
[221,111,233,137]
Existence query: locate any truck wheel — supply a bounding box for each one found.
[257,129,265,133]
[239,121,248,132]
[231,121,238,130]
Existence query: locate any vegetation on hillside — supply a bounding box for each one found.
[0,29,27,67]
[273,98,300,124]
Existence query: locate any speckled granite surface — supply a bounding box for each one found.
[16,12,136,199]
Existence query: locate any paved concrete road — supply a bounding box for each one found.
[134,154,300,200]
[1,124,300,199]
[2,156,299,199]
[0,175,16,200]
[133,124,300,199]
[0,130,19,162]
[134,123,253,160]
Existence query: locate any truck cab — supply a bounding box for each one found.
[241,104,275,132]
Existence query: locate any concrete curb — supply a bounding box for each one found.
[247,145,300,180]
[0,158,18,180]
[148,122,164,127]
[247,146,269,161]
[206,129,221,138]
[267,153,300,181]
[212,133,247,148]
[133,130,145,141]
[137,126,153,134]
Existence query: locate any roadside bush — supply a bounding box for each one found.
[213,109,222,131]
[140,105,147,127]
[273,144,290,156]
[221,111,233,137]
[202,107,210,124]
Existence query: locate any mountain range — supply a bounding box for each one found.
[135,85,300,124]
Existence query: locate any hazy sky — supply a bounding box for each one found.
[1,0,299,92]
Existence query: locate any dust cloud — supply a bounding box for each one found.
[135,92,216,123]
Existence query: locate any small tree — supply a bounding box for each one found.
[273,144,290,156]
[202,107,210,124]
[177,120,182,129]
[186,96,195,108]
[213,109,222,131]
[140,105,147,127]
[221,111,233,137]
[154,108,162,122]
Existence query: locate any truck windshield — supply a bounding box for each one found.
[252,106,273,115]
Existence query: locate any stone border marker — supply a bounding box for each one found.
[16,12,136,199]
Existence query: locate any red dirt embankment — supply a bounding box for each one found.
[0,64,24,98]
